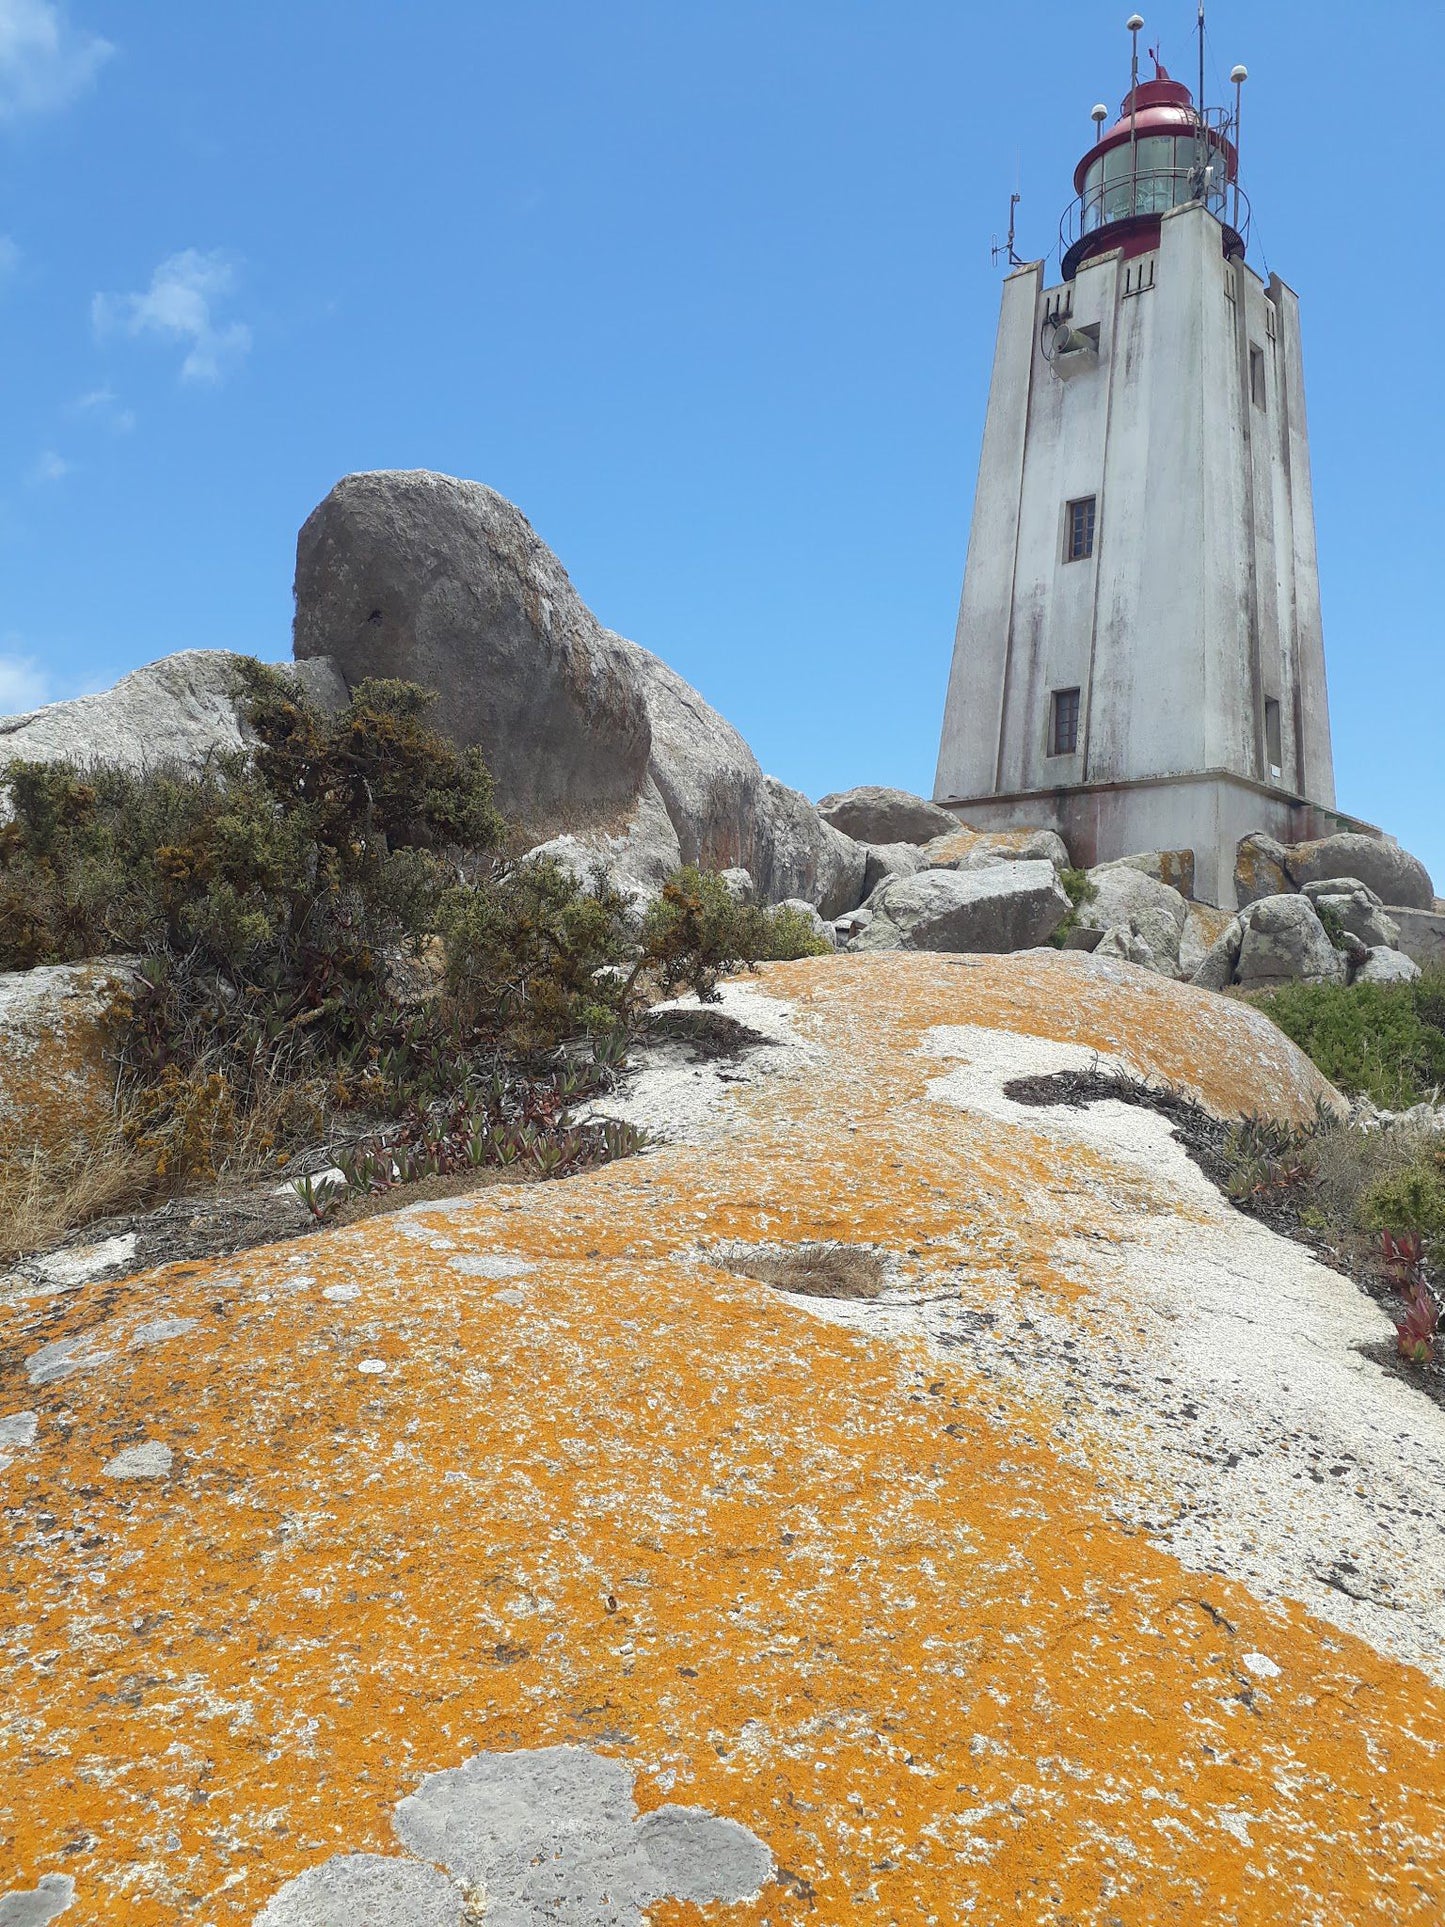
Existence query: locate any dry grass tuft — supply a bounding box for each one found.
[712,1241,890,1301]
[0,1128,154,1267]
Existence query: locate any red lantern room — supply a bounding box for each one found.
[1060,26,1247,282]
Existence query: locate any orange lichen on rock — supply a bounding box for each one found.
[0,959,134,1162]
[2,952,1441,1924]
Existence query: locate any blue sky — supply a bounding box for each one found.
[2,1,1441,886]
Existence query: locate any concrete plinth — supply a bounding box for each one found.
[939,769,1377,908]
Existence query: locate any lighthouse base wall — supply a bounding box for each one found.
[938,769,1376,910]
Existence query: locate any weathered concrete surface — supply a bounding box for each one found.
[935,208,1338,909]
[5,953,1445,1927]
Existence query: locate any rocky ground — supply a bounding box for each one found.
[3,951,1444,1924]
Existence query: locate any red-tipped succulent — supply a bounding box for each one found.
[1396,1280,1440,1366]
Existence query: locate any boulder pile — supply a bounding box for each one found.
[1,468,1438,992]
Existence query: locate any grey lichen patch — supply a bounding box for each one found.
[253,1854,462,1926]
[447,1253,538,1280]
[102,1441,174,1480]
[254,1745,773,1926]
[24,1334,113,1387]
[128,1316,198,1349]
[0,1412,39,1450]
[711,1240,892,1301]
[0,1873,76,1925]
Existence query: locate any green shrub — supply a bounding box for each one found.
[1358,1158,1445,1239]
[442,857,636,1053]
[639,867,832,995]
[757,904,833,961]
[1,663,815,1195]
[1049,867,1098,948]
[1253,972,1445,1110]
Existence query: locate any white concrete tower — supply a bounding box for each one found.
[934,23,1361,906]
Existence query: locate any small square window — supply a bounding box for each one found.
[1050,687,1081,757]
[1264,697,1283,776]
[1065,496,1096,562]
[1249,345,1267,409]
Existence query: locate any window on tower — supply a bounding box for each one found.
[1050,687,1081,757]
[1065,496,1096,562]
[1265,697,1283,777]
[1249,345,1267,409]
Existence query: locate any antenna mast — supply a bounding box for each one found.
[992,190,1024,269]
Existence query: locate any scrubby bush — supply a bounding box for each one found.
[640,867,828,996]
[1251,973,1445,1110]
[442,857,637,1053]
[1,660,826,1204]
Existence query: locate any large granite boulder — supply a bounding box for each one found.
[1236,829,1435,915]
[0,652,348,777]
[1299,879,1401,952]
[921,825,1071,871]
[1189,916,1244,992]
[1076,864,1189,975]
[850,861,1069,954]
[1179,902,1236,981]
[816,786,958,846]
[860,841,929,897]
[1235,833,1290,908]
[292,471,866,913]
[1235,895,1348,990]
[1285,833,1435,912]
[1355,947,1421,985]
[1103,849,1196,900]
[0,959,139,1175]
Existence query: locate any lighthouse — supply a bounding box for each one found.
[933,17,1361,907]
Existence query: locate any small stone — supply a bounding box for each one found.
[358,1359,388,1375]
[1242,1651,1280,1679]
[323,1284,361,1302]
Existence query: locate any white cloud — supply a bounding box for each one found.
[93,248,252,385]
[0,0,112,121]
[68,384,135,432]
[0,645,49,711]
[27,447,69,483]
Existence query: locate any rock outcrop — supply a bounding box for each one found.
[1236,830,1435,917]
[1235,894,1348,990]
[851,861,1070,954]
[291,471,867,912]
[1300,878,1400,952]
[815,785,958,846]
[9,952,1445,1927]
[0,652,348,777]
[1075,863,1189,977]
[0,960,139,1168]
[1287,832,1434,912]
